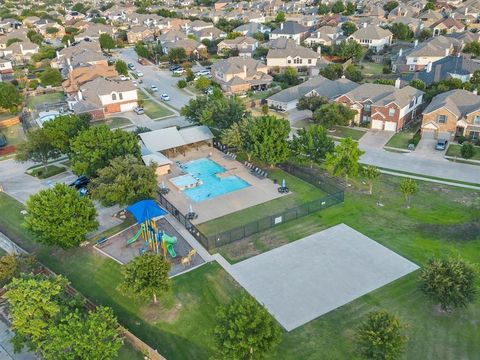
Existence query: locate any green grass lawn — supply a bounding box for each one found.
[27,164,65,179]
[446,143,480,161]
[27,92,65,109]
[328,126,366,140]
[1,172,479,360]
[196,168,327,236]
[0,124,25,146]
[360,62,384,77]
[385,131,414,149]
[94,117,132,129]
[138,91,174,120]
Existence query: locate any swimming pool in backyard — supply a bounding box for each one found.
[179,158,250,202]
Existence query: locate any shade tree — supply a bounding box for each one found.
[325,137,364,185]
[290,125,334,167]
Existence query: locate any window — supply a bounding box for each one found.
[409,65,416,71]
[308,59,312,64]
[437,114,447,124]
[287,59,291,64]
[119,93,123,100]
[474,115,480,125]
[112,93,117,101]
[470,131,478,140]
[364,104,371,111]
[389,108,395,116]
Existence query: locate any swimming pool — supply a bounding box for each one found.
[170,174,202,190]
[180,158,250,202]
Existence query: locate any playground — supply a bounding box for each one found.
[95,200,204,276]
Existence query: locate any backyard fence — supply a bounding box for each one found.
[158,164,345,251]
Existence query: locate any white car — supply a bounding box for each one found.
[197,69,211,76]
[134,107,144,115]
[132,80,138,87]
[173,68,185,75]
[119,75,130,81]
[160,93,170,101]
[151,85,158,92]
[135,71,144,77]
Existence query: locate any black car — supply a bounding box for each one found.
[69,175,90,189]
[169,64,181,71]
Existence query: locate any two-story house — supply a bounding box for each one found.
[304,26,340,47]
[348,25,393,52]
[269,21,309,45]
[217,36,258,57]
[421,89,480,141]
[336,80,425,132]
[267,43,321,70]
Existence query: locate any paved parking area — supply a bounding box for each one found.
[230,224,419,331]
[359,130,395,149]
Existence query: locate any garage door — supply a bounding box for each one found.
[371,120,384,130]
[120,102,137,112]
[384,121,397,132]
[422,129,436,139]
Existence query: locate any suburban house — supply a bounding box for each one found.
[214,0,233,10]
[0,40,39,62]
[392,36,461,73]
[267,43,321,70]
[193,27,227,41]
[421,89,480,141]
[233,23,271,36]
[162,39,207,57]
[430,17,465,36]
[127,25,154,44]
[336,81,425,131]
[0,58,13,74]
[217,36,258,57]
[304,26,340,46]
[69,77,138,119]
[62,64,118,96]
[269,21,309,45]
[348,25,393,52]
[267,75,359,111]
[406,55,480,85]
[211,56,272,93]
[52,41,106,69]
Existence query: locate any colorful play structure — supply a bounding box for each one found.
[126,200,178,258]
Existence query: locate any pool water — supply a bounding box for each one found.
[181,158,250,202]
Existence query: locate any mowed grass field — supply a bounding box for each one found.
[0,171,479,359]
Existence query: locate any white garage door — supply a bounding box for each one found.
[120,102,137,112]
[384,121,397,132]
[371,120,384,130]
[422,129,436,139]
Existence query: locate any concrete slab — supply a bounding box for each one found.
[230,224,419,331]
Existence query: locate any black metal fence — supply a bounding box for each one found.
[158,164,345,250]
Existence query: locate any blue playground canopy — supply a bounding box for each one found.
[126,199,168,223]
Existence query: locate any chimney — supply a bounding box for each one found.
[398,48,403,56]
[77,90,83,101]
[363,22,367,28]
[414,39,418,47]
[451,13,455,19]
[19,43,23,53]
[67,39,71,47]
[67,58,71,66]
[445,48,449,56]
[465,7,468,16]
[473,89,478,95]
[280,22,284,30]
[317,46,321,55]
[317,31,320,38]
[56,50,60,59]
[426,61,432,73]
[395,78,401,89]
[243,64,247,77]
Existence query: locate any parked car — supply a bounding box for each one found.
[196,69,211,76]
[0,133,7,147]
[69,175,89,190]
[134,107,145,115]
[160,93,170,101]
[138,58,148,65]
[151,85,158,92]
[135,71,144,77]
[119,75,130,81]
[132,80,138,87]
[128,63,136,70]
[173,67,185,75]
[435,139,448,151]
[169,64,182,71]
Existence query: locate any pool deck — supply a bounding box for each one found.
[160,147,288,224]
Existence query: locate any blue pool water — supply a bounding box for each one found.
[181,158,250,202]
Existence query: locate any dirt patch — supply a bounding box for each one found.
[140,301,182,324]
[215,237,260,263]
[418,220,480,242]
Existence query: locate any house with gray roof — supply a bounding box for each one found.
[234,23,271,36]
[348,25,392,52]
[267,76,359,111]
[267,43,322,69]
[269,21,309,45]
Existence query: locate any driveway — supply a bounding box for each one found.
[414,137,445,159]
[359,130,394,149]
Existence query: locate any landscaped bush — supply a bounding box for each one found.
[408,131,421,146]
[457,135,466,144]
[177,79,187,88]
[382,65,392,74]
[28,80,38,89]
[461,142,475,159]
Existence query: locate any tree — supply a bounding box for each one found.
[320,63,343,80]
[226,31,242,39]
[0,82,23,113]
[331,0,345,13]
[27,29,44,45]
[383,0,399,12]
[418,28,432,42]
[278,66,301,87]
[5,274,69,351]
[344,64,363,82]
[409,79,426,91]
[99,33,115,52]
[325,137,364,184]
[134,42,150,58]
[0,254,36,286]
[318,3,330,14]
[419,258,477,312]
[42,114,90,154]
[70,125,141,176]
[356,310,407,360]
[212,296,281,360]
[24,183,98,248]
[194,76,211,91]
[313,103,357,129]
[91,155,157,207]
[344,1,356,15]
[399,178,418,208]
[336,40,364,61]
[341,22,357,36]
[275,12,285,23]
[39,67,62,87]
[290,125,334,167]
[221,117,255,160]
[6,37,23,47]
[391,23,414,41]
[463,41,480,57]
[250,115,291,167]
[423,1,435,11]
[461,142,475,159]
[15,129,61,172]
[42,307,123,360]
[361,165,380,195]
[118,253,171,304]
[296,95,329,112]
[168,47,187,64]
[177,79,187,88]
[115,59,129,76]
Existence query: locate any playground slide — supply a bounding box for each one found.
[127,227,143,245]
[163,234,177,258]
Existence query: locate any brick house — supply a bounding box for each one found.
[336,80,425,132]
[421,89,480,141]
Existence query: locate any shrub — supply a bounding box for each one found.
[28,80,39,89]
[177,79,187,88]
[408,131,421,146]
[382,65,392,74]
[460,142,475,159]
[456,135,466,144]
